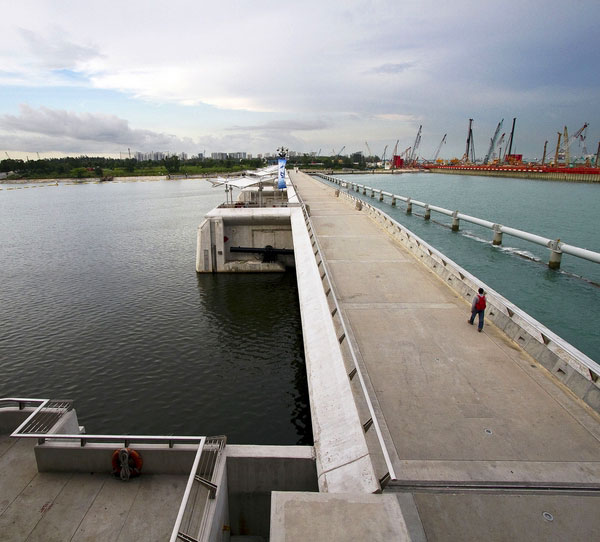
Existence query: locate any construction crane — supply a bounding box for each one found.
[483,119,504,164]
[335,146,345,159]
[462,119,475,163]
[496,133,506,162]
[381,144,388,167]
[503,118,517,161]
[541,140,548,166]
[432,134,447,162]
[365,141,373,158]
[553,132,562,165]
[408,125,422,165]
[317,148,321,156]
[561,123,589,164]
[4,152,10,159]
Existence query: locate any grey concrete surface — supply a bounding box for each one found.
[411,491,600,542]
[290,170,600,537]
[270,491,411,541]
[0,435,187,542]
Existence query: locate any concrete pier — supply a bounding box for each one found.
[287,170,600,541]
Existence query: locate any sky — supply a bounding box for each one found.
[0,0,598,161]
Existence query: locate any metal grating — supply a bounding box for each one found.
[16,400,73,434]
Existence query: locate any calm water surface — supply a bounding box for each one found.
[0,179,311,444]
[336,172,600,363]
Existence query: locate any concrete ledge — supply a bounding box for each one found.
[290,208,380,493]
[270,492,411,542]
[393,460,600,486]
[34,440,198,474]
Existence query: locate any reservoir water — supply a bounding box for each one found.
[334,172,600,364]
[0,179,311,445]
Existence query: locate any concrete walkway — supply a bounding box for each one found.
[290,171,600,540]
[0,435,187,542]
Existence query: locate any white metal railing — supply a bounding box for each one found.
[290,176,397,486]
[314,173,600,269]
[170,436,227,542]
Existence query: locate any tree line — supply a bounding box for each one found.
[1,152,377,179]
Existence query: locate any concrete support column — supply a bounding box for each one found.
[451,211,460,231]
[492,224,503,245]
[391,196,396,206]
[549,240,562,269]
[424,205,431,220]
[406,197,412,215]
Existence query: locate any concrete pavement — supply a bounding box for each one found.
[289,170,600,541]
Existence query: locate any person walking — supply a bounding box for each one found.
[468,288,487,332]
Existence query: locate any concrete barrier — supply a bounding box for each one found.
[290,207,380,493]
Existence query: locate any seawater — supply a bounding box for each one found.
[334,172,600,364]
[0,179,311,445]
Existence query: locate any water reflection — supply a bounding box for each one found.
[196,271,312,444]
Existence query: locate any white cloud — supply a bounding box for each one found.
[0,105,197,153]
[0,0,598,157]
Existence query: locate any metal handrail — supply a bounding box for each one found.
[290,176,397,483]
[170,436,227,542]
[315,174,600,266]
[4,397,210,447]
[170,438,207,542]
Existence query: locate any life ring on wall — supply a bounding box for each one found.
[111,447,143,480]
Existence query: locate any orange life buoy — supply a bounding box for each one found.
[111,447,143,480]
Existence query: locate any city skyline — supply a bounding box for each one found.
[1,1,598,162]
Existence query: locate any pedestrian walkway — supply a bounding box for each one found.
[290,170,600,541]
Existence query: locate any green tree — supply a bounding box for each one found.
[163,155,180,174]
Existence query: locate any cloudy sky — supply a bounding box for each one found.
[1,0,598,160]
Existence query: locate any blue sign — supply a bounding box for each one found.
[278,158,286,189]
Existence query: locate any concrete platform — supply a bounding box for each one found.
[0,435,187,542]
[290,171,600,539]
[270,491,412,541]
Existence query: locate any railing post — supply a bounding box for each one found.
[379,190,384,201]
[424,204,431,220]
[370,188,375,198]
[492,224,503,245]
[451,211,460,231]
[549,239,562,269]
[391,195,396,206]
[362,186,366,195]
[406,197,412,214]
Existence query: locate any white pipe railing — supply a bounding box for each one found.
[169,438,207,542]
[316,174,600,269]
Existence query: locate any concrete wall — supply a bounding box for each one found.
[34,440,200,474]
[196,208,294,272]
[225,445,317,538]
[290,207,380,494]
[334,188,600,413]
